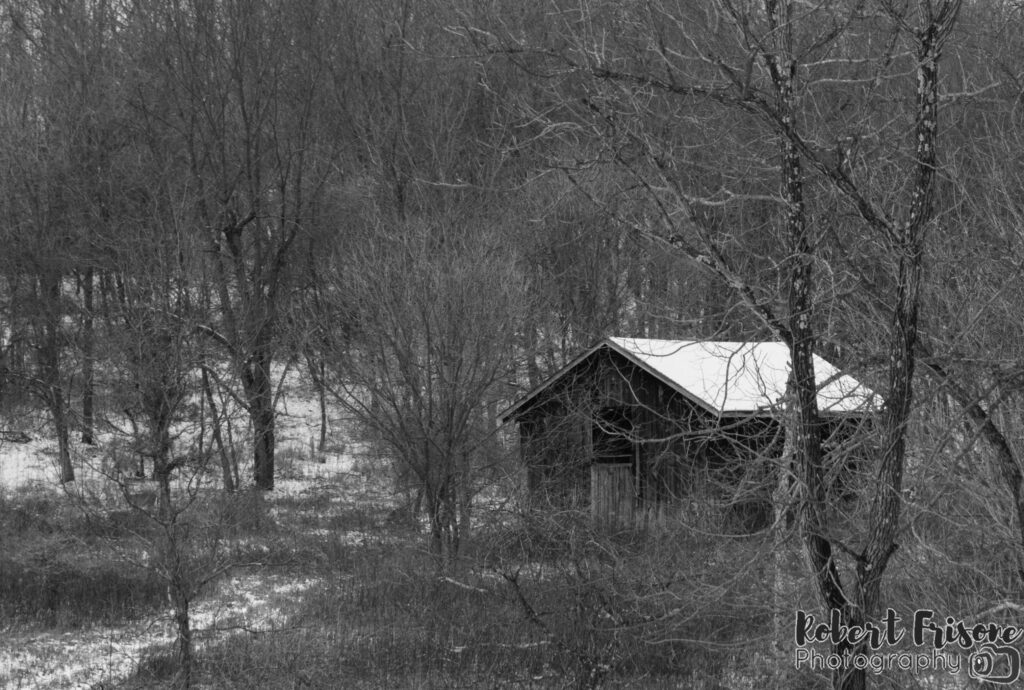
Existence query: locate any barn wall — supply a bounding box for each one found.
[517,348,714,522]
[519,405,591,510]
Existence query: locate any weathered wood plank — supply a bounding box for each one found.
[591,463,634,527]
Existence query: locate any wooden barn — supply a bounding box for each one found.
[501,337,877,528]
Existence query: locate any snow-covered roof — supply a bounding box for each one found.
[503,337,878,420]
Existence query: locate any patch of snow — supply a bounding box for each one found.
[0,368,372,689]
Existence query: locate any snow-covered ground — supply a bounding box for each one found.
[0,370,373,689]
[0,571,322,690]
[1,370,361,496]
[0,385,981,690]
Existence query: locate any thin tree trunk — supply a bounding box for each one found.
[458,451,472,554]
[221,394,241,489]
[171,587,192,690]
[772,406,796,680]
[202,367,234,492]
[52,391,73,484]
[412,484,424,521]
[197,381,205,458]
[306,354,328,452]
[153,425,191,687]
[425,490,443,560]
[525,324,541,388]
[160,505,192,690]
[124,408,144,477]
[318,360,327,452]
[40,272,73,483]
[80,267,95,445]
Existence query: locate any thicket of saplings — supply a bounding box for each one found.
[1,397,1013,690]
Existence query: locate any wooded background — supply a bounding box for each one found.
[2,1,1024,688]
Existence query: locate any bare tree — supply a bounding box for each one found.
[0,1,128,483]
[323,219,525,567]
[469,0,966,686]
[130,0,347,490]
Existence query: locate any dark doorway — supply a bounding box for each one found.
[592,406,634,464]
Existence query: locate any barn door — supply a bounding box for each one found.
[591,406,638,526]
[591,463,635,526]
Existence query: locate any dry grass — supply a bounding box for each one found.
[3,434,999,689]
[1,470,797,689]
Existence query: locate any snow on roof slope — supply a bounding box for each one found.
[608,337,877,414]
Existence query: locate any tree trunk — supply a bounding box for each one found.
[171,587,192,690]
[425,489,443,560]
[852,18,947,649]
[772,403,796,680]
[222,398,241,489]
[243,349,275,490]
[763,8,861,682]
[152,410,174,512]
[80,268,95,445]
[412,484,424,521]
[202,367,235,492]
[306,354,328,452]
[426,484,459,571]
[525,324,542,388]
[150,426,191,687]
[458,450,472,552]
[52,391,73,484]
[40,272,73,483]
[252,393,275,490]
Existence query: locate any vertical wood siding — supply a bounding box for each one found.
[591,463,635,527]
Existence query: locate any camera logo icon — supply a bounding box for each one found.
[968,644,1021,684]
